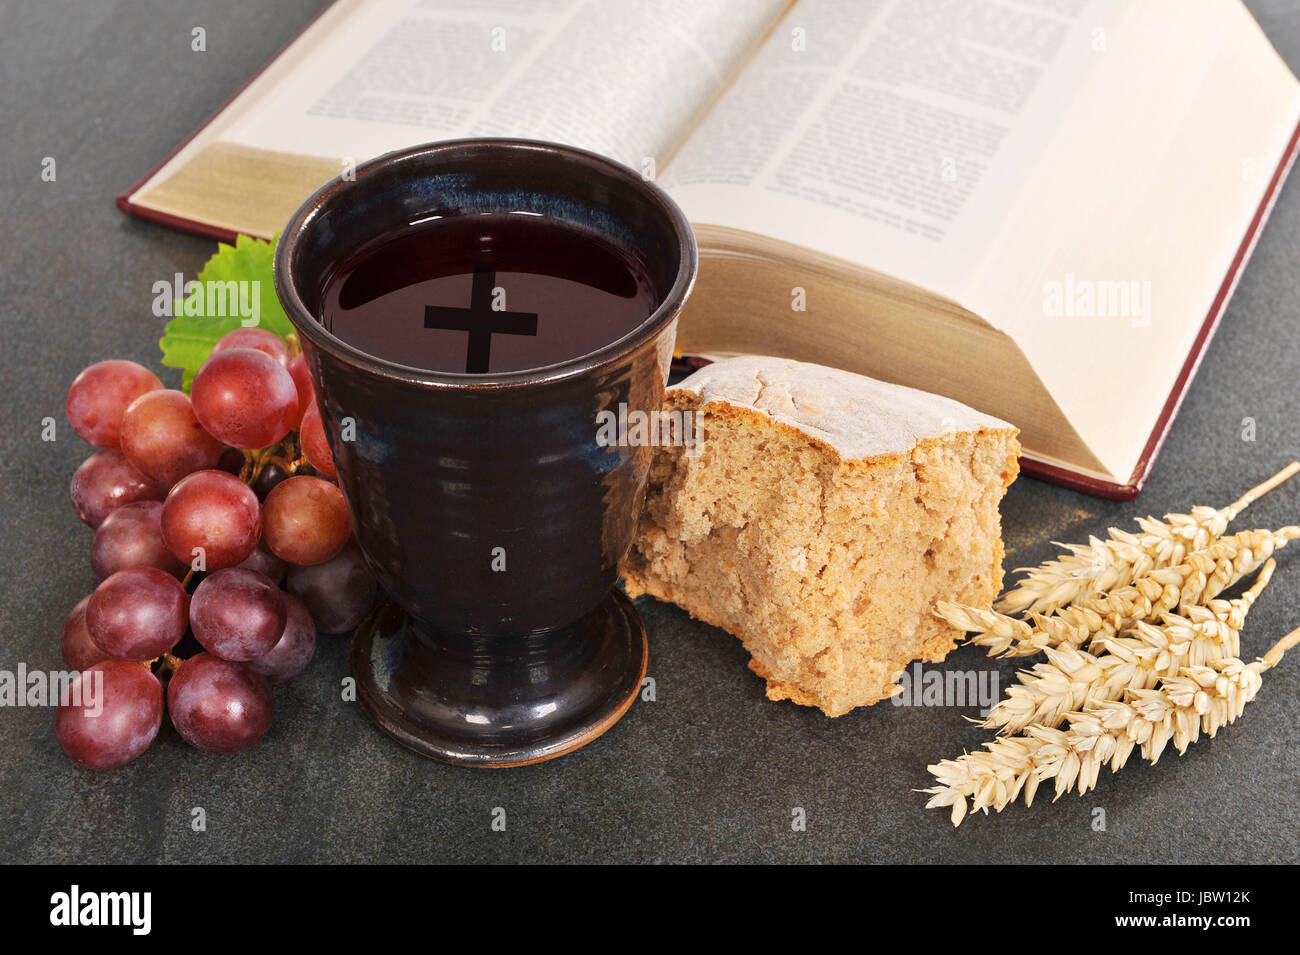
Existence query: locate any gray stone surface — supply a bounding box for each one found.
[1,0,1298,864]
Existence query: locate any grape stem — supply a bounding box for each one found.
[247,447,275,483]
[151,652,184,680]
[264,453,308,475]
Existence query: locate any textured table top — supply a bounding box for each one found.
[2,0,1298,864]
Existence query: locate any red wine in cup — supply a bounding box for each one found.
[318,213,656,375]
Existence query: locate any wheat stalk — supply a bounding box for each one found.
[996,462,1298,615]
[922,623,1300,826]
[981,560,1274,734]
[937,527,1298,657]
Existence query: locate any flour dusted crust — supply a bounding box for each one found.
[623,355,1020,717]
[669,355,1012,461]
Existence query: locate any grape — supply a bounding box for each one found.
[286,540,376,633]
[65,359,162,447]
[60,597,111,671]
[70,448,168,529]
[249,592,316,682]
[56,661,163,769]
[217,447,245,475]
[167,653,273,753]
[191,348,298,449]
[190,568,286,661]
[211,327,291,367]
[239,540,289,587]
[90,500,186,579]
[119,389,223,485]
[263,476,350,565]
[161,469,262,570]
[86,567,189,661]
[287,353,314,427]
[298,403,337,478]
[236,539,288,583]
[250,462,288,500]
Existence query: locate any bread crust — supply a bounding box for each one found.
[622,357,1019,717]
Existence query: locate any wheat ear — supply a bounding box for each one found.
[922,622,1300,826]
[981,560,1274,734]
[937,527,1298,657]
[996,462,1299,615]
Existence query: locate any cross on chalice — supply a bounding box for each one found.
[424,267,538,374]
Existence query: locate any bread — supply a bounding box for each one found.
[622,355,1020,716]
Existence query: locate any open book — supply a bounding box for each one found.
[119,0,1300,498]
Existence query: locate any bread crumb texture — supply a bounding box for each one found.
[622,356,1020,716]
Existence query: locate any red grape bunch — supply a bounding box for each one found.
[56,329,377,769]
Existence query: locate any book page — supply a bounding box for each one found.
[222,0,792,171]
[660,0,1111,298]
[960,0,1300,481]
[663,0,1300,483]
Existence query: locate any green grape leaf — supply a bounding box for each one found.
[158,233,291,390]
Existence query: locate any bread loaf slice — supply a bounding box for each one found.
[622,356,1019,716]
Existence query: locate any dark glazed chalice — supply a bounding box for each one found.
[274,139,696,766]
